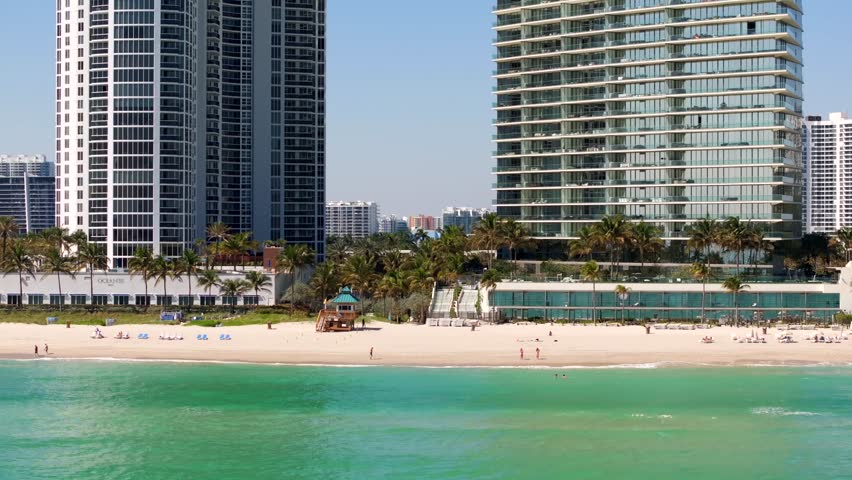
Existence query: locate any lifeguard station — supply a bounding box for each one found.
[316,287,360,332]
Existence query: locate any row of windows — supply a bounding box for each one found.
[6,294,260,306]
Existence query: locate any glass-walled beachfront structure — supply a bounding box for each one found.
[491,287,838,322]
[492,0,804,241]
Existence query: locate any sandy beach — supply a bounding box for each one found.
[2,321,851,367]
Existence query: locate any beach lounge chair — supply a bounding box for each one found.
[219,334,231,341]
[176,334,183,340]
[137,333,148,340]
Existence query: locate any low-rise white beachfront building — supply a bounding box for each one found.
[0,269,285,307]
[471,265,852,323]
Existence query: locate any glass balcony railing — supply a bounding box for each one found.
[562,101,802,120]
[491,157,799,172]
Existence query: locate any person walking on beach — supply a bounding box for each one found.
[34,345,38,356]
[520,348,524,360]
[362,319,365,330]
[536,347,540,360]
[370,347,374,360]
[44,344,48,355]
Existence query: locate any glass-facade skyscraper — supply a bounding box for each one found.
[492,0,804,242]
[55,0,325,267]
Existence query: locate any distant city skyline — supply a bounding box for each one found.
[0,1,851,215]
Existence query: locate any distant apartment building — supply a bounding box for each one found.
[408,215,438,231]
[326,201,379,238]
[492,0,804,242]
[804,113,852,234]
[0,155,55,234]
[378,215,409,234]
[442,207,489,234]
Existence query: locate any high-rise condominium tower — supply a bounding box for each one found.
[55,0,325,268]
[803,113,852,234]
[492,0,803,243]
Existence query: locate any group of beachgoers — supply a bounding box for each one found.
[33,343,48,356]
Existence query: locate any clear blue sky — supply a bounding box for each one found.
[0,0,847,218]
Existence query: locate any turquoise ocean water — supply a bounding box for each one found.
[1,361,851,479]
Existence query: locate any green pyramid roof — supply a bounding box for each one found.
[329,287,360,304]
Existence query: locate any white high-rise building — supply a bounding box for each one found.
[56,0,325,267]
[325,201,378,238]
[804,113,852,234]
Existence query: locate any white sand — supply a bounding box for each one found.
[2,322,851,367]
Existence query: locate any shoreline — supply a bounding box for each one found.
[3,355,851,369]
[2,321,851,369]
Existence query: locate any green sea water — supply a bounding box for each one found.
[1,361,851,479]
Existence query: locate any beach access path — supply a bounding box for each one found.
[1,322,851,367]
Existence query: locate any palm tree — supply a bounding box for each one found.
[76,241,108,305]
[471,213,504,268]
[244,270,271,305]
[277,244,316,314]
[310,261,339,303]
[206,222,231,268]
[128,247,154,309]
[0,216,20,261]
[151,255,174,309]
[722,276,749,325]
[580,260,602,324]
[614,284,630,323]
[39,227,73,254]
[479,268,502,322]
[721,217,749,275]
[221,232,257,270]
[686,218,719,265]
[631,222,663,268]
[502,219,532,266]
[568,226,596,260]
[591,215,632,276]
[219,279,249,314]
[783,256,799,279]
[342,254,376,302]
[2,240,36,308]
[175,248,202,302]
[377,271,408,321]
[40,247,76,311]
[197,269,222,297]
[691,262,712,323]
[830,227,852,263]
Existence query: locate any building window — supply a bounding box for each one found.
[50,294,66,305]
[92,295,108,306]
[243,295,259,306]
[199,296,216,306]
[114,295,129,306]
[28,295,45,305]
[178,295,194,307]
[135,295,150,306]
[71,294,87,305]
[156,295,173,306]
[222,296,237,306]
[7,294,21,306]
